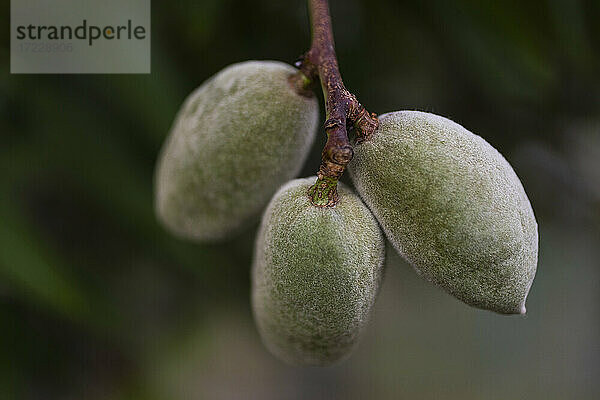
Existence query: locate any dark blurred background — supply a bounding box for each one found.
[1,0,599,399]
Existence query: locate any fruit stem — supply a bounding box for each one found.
[298,0,379,207]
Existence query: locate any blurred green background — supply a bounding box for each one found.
[2,0,599,399]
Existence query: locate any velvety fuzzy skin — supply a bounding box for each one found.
[155,61,318,241]
[349,111,538,314]
[252,178,385,366]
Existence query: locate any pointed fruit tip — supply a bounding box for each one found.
[519,304,527,315]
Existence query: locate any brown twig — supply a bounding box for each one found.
[292,0,379,207]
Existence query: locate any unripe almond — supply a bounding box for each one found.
[155,61,318,241]
[252,177,385,365]
[349,111,538,314]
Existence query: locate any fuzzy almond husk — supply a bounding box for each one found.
[349,111,538,314]
[155,61,318,241]
[252,177,385,365]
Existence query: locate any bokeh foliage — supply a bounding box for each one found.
[1,0,599,398]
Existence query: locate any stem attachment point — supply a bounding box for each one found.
[308,173,339,207]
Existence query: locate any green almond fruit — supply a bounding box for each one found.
[349,111,538,314]
[155,61,318,241]
[252,177,385,365]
